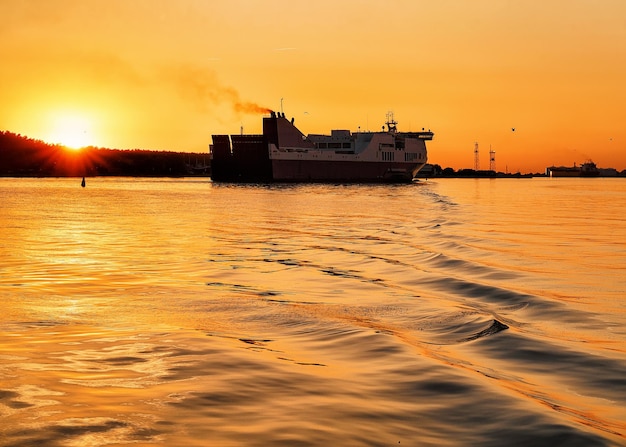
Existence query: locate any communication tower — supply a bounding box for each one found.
[474,142,480,171]
[489,147,496,172]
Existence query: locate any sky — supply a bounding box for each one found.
[1,0,625,172]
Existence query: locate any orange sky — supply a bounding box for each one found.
[1,0,625,172]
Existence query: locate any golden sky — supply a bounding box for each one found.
[1,0,625,172]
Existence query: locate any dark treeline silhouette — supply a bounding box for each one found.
[418,163,626,178]
[417,163,533,178]
[0,131,209,177]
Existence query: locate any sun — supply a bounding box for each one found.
[49,114,93,150]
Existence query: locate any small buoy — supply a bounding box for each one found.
[81,177,86,188]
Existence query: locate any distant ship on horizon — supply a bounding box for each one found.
[210,111,433,183]
[546,161,600,177]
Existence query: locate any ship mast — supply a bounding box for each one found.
[385,111,398,133]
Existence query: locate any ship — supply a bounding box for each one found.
[546,161,600,177]
[210,111,433,183]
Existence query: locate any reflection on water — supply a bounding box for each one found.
[1,177,625,446]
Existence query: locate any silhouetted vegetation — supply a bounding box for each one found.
[417,164,523,178]
[418,163,626,178]
[0,131,209,177]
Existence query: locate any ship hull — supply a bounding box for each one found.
[271,159,424,182]
[549,169,581,177]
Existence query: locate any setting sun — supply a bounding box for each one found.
[48,113,93,150]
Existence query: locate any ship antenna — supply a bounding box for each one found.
[385,111,398,133]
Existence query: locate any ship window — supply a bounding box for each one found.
[342,142,351,149]
[329,142,342,149]
[316,142,328,149]
[382,151,395,161]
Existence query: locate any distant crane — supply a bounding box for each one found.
[474,142,480,171]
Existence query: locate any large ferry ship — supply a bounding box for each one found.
[546,161,600,177]
[210,111,433,182]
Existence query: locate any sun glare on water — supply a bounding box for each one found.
[49,114,93,150]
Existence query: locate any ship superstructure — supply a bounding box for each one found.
[210,111,433,183]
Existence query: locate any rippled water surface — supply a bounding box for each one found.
[1,177,625,446]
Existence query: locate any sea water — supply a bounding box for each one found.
[0,177,625,446]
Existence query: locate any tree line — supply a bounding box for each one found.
[0,131,209,177]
